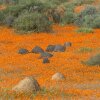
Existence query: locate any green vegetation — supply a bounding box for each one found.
[77,47,93,53]
[76,27,94,33]
[0,11,4,24]
[73,0,95,6]
[13,12,52,33]
[74,5,100,29]
[0,0,99,34]
[61,11,75,25]
[82,53,100,66]
[0,87,76,99]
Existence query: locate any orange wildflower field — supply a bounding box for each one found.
[0,25,100,99]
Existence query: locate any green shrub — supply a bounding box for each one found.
[63,2,75,12]
[74,5,98,27]
[0,11,5,24]
[47,0,68,5]
[80,5,97,16]
[84,0,95,4]
[73,0,95,6]
[76,27,93,33]
[73,0,84,6]
[0,0,18,4]
[83,15,95,27]
[82,53,100,66]
[4,15,15,27]
[92,15,100,28]
[0,0,98,33]
[18,0,37,5]
[51,12,61,23]
[0,0,3,4]
[2,0,45,17]
[2,4,26,17]
[61,11,75,25]
[13,12,52,33]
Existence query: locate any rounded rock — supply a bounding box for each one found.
[40,52,53,59]
[46,45,55,52]
[43,58,50,64]
[54,44,66,52]
[12,76,41,93]
[18,48,29,54]
[52,72,65,80]
[31,46,44,54]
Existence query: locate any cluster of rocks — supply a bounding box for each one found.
[12,72,65,93]
[18,42,72,64]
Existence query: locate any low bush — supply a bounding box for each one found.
[13,12,52,33]
[74,5,98,28]
[82,53,100,66]
[79,5,97,16]
[4,15,15,27]
[52,12,61,23]
[63,2,75,12]
[82,15,95,28]
[73,0,95,6]
[92,15,100,28]
[2,4,26,17]
[76,27,93,33]
[73,0,84,6]
[61,11,75,25]
[17,0,37,5]
[47,0,68,5]
[2,0,46,17]
[0,11,4,24]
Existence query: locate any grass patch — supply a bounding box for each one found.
[82,53,100,66]
[0,86,76,99]
[76,27,94,33]
[77,47,93,53]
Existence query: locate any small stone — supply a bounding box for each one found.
[12,76,40,93]
[43,58,50,64]
[46,45,55,52]
[52,72,65,80]
[40,52,53,58]
[54,44,66,52]
[31,46,44,54]
[64,42,72,47]
[18,48,29,54]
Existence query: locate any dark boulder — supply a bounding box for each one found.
[18,48,29,54]
[39,52,53,59]
[52,72,65,80]
[46,45,55,52]
[31,46,44,54]
[54,44,66,52]
[43,58,50,64]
